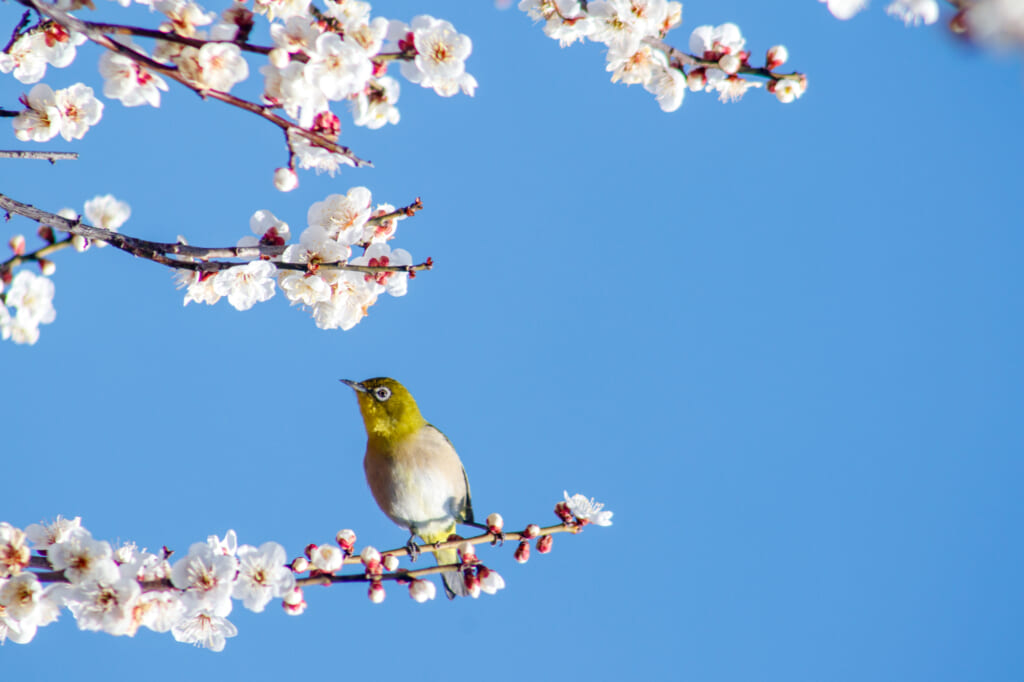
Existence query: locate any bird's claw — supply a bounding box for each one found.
[405,538,421,562]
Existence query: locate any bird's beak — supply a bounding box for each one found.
[340,379,367,393]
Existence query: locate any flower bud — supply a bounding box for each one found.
[536,535,553,554]
[268,47,290,69]
[382,553,399,572]
[478,566,506,595]
[304,543,318,560]
[71,234,90,252]
[457,541,476,563]
[273,167,299,192]
[37,225,54,244]
[486,512,504,534]
[360,545,381,566]
[463,568,480,599]
[290,556,309,573]
[8,234,25,256]
[523,524,541,539]
[408,579,436,603]
[774,78,805,104]
[718,53,741,75]
[282,587,306,615]
[766,45,788,71]
[514,540,530,564]
[38,259,56,276]
[368,581,385,603]
[554,502,573,524]
[335,529,356,553]
[686,67,706,92]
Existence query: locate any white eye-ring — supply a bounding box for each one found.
[374,386,392,402]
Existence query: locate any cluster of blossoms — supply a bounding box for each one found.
[0,194,130,346]
[518,0,806,108]
[0,519,294,650]
[176,185,415,331]
[3,0,476,186]
[822,0,1024,48]
[0,493,611,650]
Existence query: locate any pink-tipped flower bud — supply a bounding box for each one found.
[360,545,382,574]
[282,587,306,615]
[554,502,574,524]
[523,524,541,539]
[457,541,477,563]
[335,529,356,553]
[486,513,504,534]
[686,67,706,92]
[408,579,437,603]
[37,225,54,244]
[273,167,299,192]
[71,234,89,252]
[478,566,506,595]
[718,53,741,75]
[463,568,481,599]
[368,580,385,603]
[382,553,399,572]
[514,540,530,564]
[290,556,309,573]
[38,259,55,276]
[536,534,553,554]
[9,235,25,256]
[303,543,318,560]
[766,45,788,71]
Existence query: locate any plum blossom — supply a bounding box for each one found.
[65,567,142,636]
[312,272,376,330]
[351,76,401,129]
[212,260,277,311]
[176,269,221,306]
[171,609,237,651]
[519,0,594,47]
[12,83,62,142]
[0,524,30,577]
[170,542,237,615]
[48,531,119,584]
[155,0,216,36]
[179,43,249,92]
[563,490,614,526]
[305,32,374,101]
[84,194,130,247]
[238,209,291,248]
[100,46,169,107]
[644,64,686,112]
[52,83,103,141]
[400,16,477,97]
[254,0,310,22]
[232,543,295,613]
[2,271,57,346]
[351,243,412,297]
[0,33,48,84]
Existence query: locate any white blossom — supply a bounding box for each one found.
[253,0,310,22]
[305,32,374,101]
[170,542,237,616]
[351,242,412,297]
[100,47,169,107]
[886,0,939,25]
[212,261,277,311]
[171,609,237,651]
[563,490,614,526]
[518,0,594,47]
[66,567,141,636]
[819,0,870,20]
[644,64,686,112]
[53,83,104,141]
[12,83,62,142]
[176,269,222,306]
[0,33,48,84]
[49,531,119,584]
[307,187,373,245]
[308,543,344,572]
[232,542,295,612]
[400,15,475,97]
[351,76,401,129]
[0,524,30,578]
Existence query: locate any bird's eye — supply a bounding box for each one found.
[374,386,391,402]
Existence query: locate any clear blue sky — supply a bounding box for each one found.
[3,2,1023,680]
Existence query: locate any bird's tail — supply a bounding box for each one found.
[435,546,468,599]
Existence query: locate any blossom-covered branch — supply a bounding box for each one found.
[0,189,431,343]
[518,1,808,109]
[0,492,613,651]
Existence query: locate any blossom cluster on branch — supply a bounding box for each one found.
[0,492,612,651]
[518,0,808,107]
[0,188,430,344]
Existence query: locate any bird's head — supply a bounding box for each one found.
[341,377,427,445]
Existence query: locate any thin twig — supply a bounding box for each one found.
[0,150,79,161]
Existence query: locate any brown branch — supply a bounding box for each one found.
[0,193,433,276]
[18,0,371,168]
[0,150,79,161]
[0,234,72,276]
[643,37,805,83]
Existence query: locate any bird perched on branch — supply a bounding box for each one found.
[341,377,475,599]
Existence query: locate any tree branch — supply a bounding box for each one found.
[0,150,79,161]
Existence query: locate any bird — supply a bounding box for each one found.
[340,377,475,599]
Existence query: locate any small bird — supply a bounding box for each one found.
[341,377,475,598]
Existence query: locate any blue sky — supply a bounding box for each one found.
[3,1,1023,680]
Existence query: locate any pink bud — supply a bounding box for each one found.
[536,535,553,554]
[282,587,306,615]
[38,259,55,276]
[8,235,25,256]
[478,566,506,595]
[686,67,706,92]
[766,45,788,71]
[304,543,318,560]
[554,502,573,524]
[408,579,436,603]
[523,524,541,539]
[273,167,298,192]
[486,512,504,534]
[335,529,356,553]
[514,541,530,564]
[462,568,481,599]
[382,554,399,572]
[718,53,741,75]
[290,556,309,573]
[368,581,385,603]
[37,225,54,244]
[457,541,476,563]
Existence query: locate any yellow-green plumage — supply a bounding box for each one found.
[342,377,473,598]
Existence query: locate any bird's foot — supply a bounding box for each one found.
[405,537,421,562]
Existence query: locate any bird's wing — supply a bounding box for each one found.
[427,423,474,525]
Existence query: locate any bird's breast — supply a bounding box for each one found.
[363,425,468,543]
